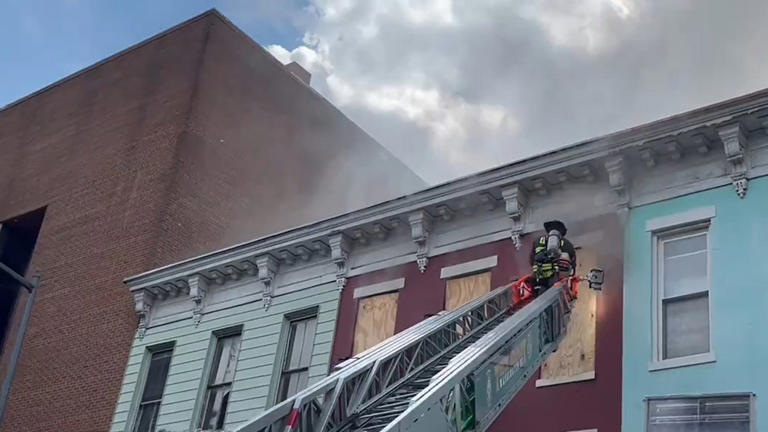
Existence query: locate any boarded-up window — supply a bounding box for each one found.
[539,248,597,385]
[445,271,492,311]
[353,292,399,355]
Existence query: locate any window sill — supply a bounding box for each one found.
[535,371,595,388]
[649,352,716,371]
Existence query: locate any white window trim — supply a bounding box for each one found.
[650,217,715,372]
[193,327,243,430]
[130,342,175,432]
[439,255,498,279]
[353,278,406,299]
[644,393,755,432]
[267,307,319,407]
[648,351,716,371]
[645,206,715,232]
[535,370,595,388]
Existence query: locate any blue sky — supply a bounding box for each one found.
[0,0,306,108]
[4,1,768,183]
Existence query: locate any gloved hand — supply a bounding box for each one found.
[534,252,549,264]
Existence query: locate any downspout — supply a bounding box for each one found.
[0,261,38,430]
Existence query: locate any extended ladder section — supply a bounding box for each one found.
[235,284,571,432]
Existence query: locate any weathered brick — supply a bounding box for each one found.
[0,10,422,432]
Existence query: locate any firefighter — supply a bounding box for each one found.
[530,220,576,296]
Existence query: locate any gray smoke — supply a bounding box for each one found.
[267,0,768,184]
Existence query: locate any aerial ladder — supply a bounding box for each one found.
[235,267,604,432]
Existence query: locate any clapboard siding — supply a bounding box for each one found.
[110,281,340,431]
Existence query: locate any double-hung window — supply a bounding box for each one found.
[654,223,712,365]
[134,348,173,432]
[646,394,754,431]
[199,332,242,430]
[276,314,317,402]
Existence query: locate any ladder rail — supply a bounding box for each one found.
[234,285,512,432]
[332,313,446,372]
[313,287,511,432]
[424,286,568,392]
[379,287,570,432]
[347,303,511,427]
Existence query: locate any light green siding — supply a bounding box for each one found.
[110,281,340,432]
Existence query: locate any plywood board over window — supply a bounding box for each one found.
[353,292,399,355]
[445,271,492,311]
[538,248,597,386]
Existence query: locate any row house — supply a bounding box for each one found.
[622,114,768,429]
[114,89,768,431]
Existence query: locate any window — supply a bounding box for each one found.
[654,225,711,363]
[445,271,491,311]
[0,208,44,353]
[199,332,242,430]
[354,292,399,355]
[134,348,173,432]
[276,314,317,402]
[646,394,753,431]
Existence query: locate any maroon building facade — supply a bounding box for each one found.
[331,214,623,431]
[0,10,422,432]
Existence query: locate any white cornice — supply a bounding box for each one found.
[125,94,768,298]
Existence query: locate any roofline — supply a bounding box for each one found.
[0,8,226,114]
[208,6,427,186]
[0,6,426,186]
[124,85,768,287]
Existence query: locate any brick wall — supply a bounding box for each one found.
[0,15,207,432]
[0,10,422,432]
[150,15,424,266]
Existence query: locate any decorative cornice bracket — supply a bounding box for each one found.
[575,165,596,182]
[638,147,657,168]
[329,233,351,290]
[351,228,369,245]
[409,210,433,273]
[435,205,455,222]
[256,254,279,310]
[718,123,750,198]
[478,192,497,211]
[188,275,209,327]
[530,178,549,197]
[604,155,630,210]
[501,184,528,250]
[372,223,390,240]
[665,140,683,161]
[691,134,711,154]
[759,115,768,134]
[295,245,313,262]
[312,240,330,257]
[133,291,156,339]
[279,250,297,266]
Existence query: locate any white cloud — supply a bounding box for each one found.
[266,0,768,183]
[519,0,635,53]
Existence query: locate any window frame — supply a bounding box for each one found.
[268,307,319,406]
[650,222,715,371]
[130,342,175,432]
[644,393,755,432]
[197,326,243,431]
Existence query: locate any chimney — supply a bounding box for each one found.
[286,61,311,85]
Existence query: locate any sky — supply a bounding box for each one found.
[4,1,768,184]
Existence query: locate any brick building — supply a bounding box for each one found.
[0,10,423,432]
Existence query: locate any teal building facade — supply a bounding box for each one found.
[623,160,768,429]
